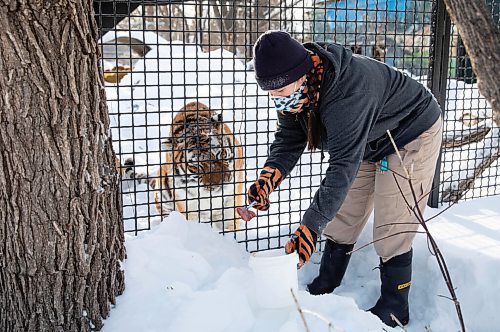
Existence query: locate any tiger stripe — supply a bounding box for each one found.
[285,225,317,267]
[247,166,284,210]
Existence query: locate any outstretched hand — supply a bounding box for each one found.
[285,224,317,268]
[247,167,284,211]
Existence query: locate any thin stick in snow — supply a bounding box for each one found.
[386,129,467,332]
[290,288,310,332]
[300,309,337,332]
[290,289,345,332]
[348,230,427,255]
[386,130,410,178]
[390,313,408,331]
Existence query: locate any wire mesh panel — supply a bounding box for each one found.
[439,0,500,203]
[94,0,498,249]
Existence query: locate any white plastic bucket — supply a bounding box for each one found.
[248,249,299,309]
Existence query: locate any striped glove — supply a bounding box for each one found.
[247,166,284,211]
[285,225,317,268]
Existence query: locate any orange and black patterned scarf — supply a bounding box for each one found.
[286,51,325,114]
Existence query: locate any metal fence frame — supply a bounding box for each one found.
[94,0,499,247]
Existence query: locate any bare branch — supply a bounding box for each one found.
[374,198,458,229]
[442,146,500,202]
[415,175,453,206]
[437,294,457,301]
[386,130,410,178]
[301,310,337,332]
[291,288,310,332]
[291,289,345,332]
[383,128,467,331]
[348,230,427,255]
[375,222,422,229]
[268,0,306,20]
[392,174,424,223]
[389,313,408,331]
[442,126,491,149]
[423,200,459,223]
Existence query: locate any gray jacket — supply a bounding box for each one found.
[263,42,441,235]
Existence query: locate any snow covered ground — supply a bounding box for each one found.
[102,196,500,332]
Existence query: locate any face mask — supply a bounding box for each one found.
[271,80,307,112]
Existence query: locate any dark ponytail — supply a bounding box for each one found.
[307,111,322,151]
[305,71,322,151]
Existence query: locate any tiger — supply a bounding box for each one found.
[117,157,142,193]
[130,102,245,231]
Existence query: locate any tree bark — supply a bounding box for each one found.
[442,0,500,126]
[0,1,125,331]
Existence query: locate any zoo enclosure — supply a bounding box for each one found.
[94,0,500,251]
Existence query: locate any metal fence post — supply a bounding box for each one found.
[427,0,452,208]
[97,0,497,241]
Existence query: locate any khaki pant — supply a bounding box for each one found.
[323,117,443,262]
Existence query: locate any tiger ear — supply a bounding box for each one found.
[210,113,223,124]
[162,137,173,150]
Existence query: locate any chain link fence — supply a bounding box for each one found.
[439,0,499,203]
[95,0,498,250]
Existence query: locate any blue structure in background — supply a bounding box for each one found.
[326,0,407,24]
[313,0,416,69]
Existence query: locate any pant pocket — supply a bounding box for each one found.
[401,138,422,165]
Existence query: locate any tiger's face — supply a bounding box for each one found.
[169,116,233,191]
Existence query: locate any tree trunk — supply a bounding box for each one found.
[0,1,125,331]
[442,0,500,126]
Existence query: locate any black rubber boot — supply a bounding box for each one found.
[369,249,413,327]
[307,239,354,295]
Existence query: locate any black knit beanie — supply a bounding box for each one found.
[253,30,313,91]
